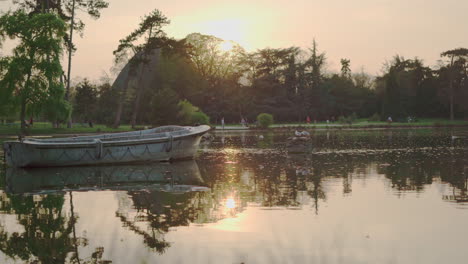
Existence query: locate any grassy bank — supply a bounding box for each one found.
[0,122,132,136]
[1,119,467,136]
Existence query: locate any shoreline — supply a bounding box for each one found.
[213,123,468,131]
[1,123,467,138]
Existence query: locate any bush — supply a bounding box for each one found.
[177,100,210,125]
[257,113,274,128]
[368,113,380,122]
[191,111,210,125]
[338,115,347,124]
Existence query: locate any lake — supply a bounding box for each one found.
[0,128,467,264]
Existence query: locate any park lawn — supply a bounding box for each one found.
[0,122,133,136]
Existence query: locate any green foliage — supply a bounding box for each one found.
[149,87,180,125]
[42,97,72,125]
[177,100,210,125]
[0,10,67,131]
[13,0,109,40]
[368,113,381,122]
[112,9,180,128]
[257,113,274,128]
[191,111,210,125]
[73,79,98,122]
[95,81,119,126]
[113,9,170,66]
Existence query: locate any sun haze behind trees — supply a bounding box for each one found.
[1,7,468,130]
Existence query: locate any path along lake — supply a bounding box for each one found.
[0,128,467,264]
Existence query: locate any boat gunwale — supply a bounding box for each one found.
[4,125,211,149]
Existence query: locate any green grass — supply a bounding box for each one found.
[0,122,133,136]
[2,118,467,136]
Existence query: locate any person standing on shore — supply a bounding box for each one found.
[221,117,225,129]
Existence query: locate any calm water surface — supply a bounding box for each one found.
[0,128,467,264]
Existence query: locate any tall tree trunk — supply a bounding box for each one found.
[66,0,76,128]
[130,63,147,128]
[130,81,144,129]
[113,74,131,128]
[20,96,27,135]
[20,70,33,135]
[449,56,455,121]
[449,83,454,120]
[130,30,153,129]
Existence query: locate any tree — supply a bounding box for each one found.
[184,33,246,120]
[340,58,351,78]
[12,0,109,39]
[185,33,246,84]
[95,80,119,125]
[14,0,109,127]
[149,87,181,126]
[257,113,274,128]
[0,10,69,133]
[440,48,468,120]
[73,79,98,123]
[177,100,210,125]
[305,39,326,117]
[112,9,171,128]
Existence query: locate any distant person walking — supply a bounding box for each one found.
[221,117,225,129]
[306,116,311,124]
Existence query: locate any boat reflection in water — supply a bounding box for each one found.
[0,161,211,263]
[5,160,209,195]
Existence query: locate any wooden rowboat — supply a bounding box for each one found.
[3,125,211,168]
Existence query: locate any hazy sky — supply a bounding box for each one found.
[1,0,467,81]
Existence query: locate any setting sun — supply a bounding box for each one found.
[225,197,236,209]
[219,41,234,52]
[198,18,249,49]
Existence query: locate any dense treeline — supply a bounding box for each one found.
[84,31,467,126]
[1,7,468,128]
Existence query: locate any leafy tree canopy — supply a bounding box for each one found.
[0,10,70,130]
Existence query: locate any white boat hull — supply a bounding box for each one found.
[3,125,210,167]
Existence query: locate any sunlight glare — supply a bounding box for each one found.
[226,197,236,209]
[201,19,249,49]
[220,41,234,52]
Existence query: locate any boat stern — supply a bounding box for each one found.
[3,141,31,168]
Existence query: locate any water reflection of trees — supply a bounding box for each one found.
[0,191,111,264]
[117,190,208,254]
[0,135,465,262]
[197,146,468,214]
